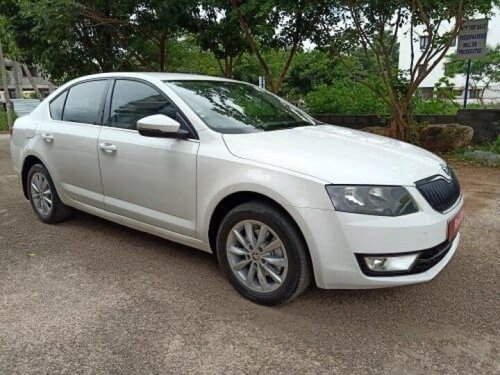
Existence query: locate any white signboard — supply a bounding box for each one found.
[457,19,488,59]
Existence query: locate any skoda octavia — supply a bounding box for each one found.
[10,73,464,305]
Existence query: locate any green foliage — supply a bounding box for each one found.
[305,81,390,115]
[231,0,338,92]
[17,0,140,81]
[164,38,222,76]
[447,136,500,166]
[0,108,15,132]
[412,96,459,115]
[492,136,500,154]
[197,0,248,77]
[285,51,361,97]
[233,49,298,88]
[0,0,29,60]
[0,109,8,132]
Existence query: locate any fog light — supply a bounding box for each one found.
[364,253,419,272]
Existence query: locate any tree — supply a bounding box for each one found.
[165,37,222,76]
[12,0,200,81]
[230,0,336,93]
[197,0,249,78]
[117,0,200,72]
[444,45,500,104]
[330,0,496,140]
[16,0,142,81]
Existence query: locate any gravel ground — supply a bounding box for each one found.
[0,134,499,374]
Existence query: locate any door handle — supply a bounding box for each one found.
[41,133,54,143]
[99,142,117,153]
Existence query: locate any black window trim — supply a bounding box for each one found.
[48,89,69,121]
[48,78,111,125]
[104,77,199,140]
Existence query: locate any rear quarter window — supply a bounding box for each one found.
[49,91,68,120]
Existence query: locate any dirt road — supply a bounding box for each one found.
[1,134,499,374]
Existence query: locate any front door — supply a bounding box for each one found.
[97,79,199,237]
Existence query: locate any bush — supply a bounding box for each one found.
[412,97,459,115]
[0,109,8,132]
[305,81,390,115]
[447,136,500,166]
[305,81,460,116]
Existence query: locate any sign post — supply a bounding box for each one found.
[463,59,472,108]
[457,19,488,108]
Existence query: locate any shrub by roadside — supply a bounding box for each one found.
[0,109,8,132]
[446,137,500,167]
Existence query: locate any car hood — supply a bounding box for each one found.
[222,125,446,185]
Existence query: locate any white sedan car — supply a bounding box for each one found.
[10,73,464,305]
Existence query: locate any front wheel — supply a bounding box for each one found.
[216,201,311,305]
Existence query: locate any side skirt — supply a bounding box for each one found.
[68,200,212,253]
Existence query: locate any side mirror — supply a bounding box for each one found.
[137,114,189,138]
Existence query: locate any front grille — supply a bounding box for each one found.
[356,240,453,277]
[415,168,461,212]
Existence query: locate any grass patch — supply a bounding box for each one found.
[0,109,8,132]
[0,108,17,132]
[446,136,500,166]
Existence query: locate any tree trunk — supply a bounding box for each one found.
[224,57,233,78]
[0,41,14,132]
[158,32,167,72]
[388,108,409,140]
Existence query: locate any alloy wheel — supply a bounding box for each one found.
[226,220,288,293]
[30,172,53,216]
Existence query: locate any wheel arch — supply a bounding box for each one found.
[21,155,46,199]
[207,191,314,281]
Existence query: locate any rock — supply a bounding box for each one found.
[419,123,474,152]
[463,150,500,166]
[362,126,390,136]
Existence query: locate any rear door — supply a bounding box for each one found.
[97,79,199,237]
[41,79,109,208]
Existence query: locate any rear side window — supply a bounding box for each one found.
[108,79,179,130]
[49,91,68,120]
[63,80,108,124]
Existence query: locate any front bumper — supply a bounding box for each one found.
[292,192,463,289]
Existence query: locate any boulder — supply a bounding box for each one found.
[418,123,474,152]
[362,126,390,137]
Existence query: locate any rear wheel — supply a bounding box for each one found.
[27,164,73,223]
[216,201,311,305]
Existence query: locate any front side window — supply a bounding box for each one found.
[63,80,108,124]
[49,90,68,120]
[166,80,315,134]
[108,80,179,130]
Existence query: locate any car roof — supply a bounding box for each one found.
[75,72,235,82]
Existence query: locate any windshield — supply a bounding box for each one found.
[165,80,315,134]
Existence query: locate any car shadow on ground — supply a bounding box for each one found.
[60,210,463,320]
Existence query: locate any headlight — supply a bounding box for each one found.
[325,185,418,216]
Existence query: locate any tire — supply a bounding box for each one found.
[216,200,311,305]
[27,164,74,224]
